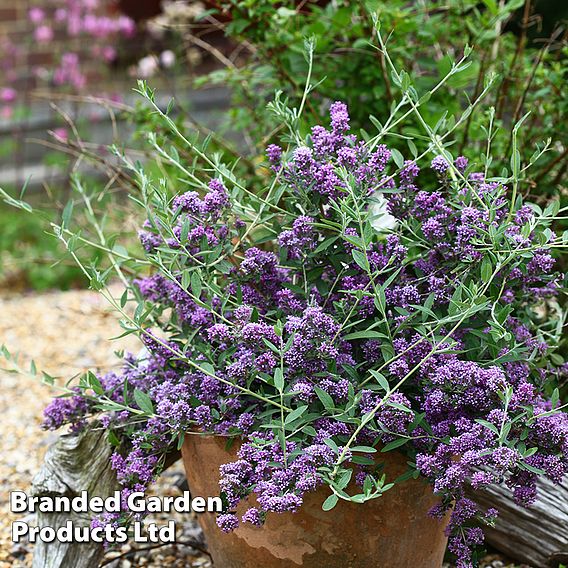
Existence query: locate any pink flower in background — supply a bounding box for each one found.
[34,25,54,44]
[0,87,17,103]
[53,52,86,90]
[62,52,80,67]
[28,7,45,24]
[52,127,68,142]
[17,0,137,96]
[1,106,13,119]
[118,16,136,37]
[67,16,82,36]
[136,56,159,78]
[160,50,176,68]
[55,8,67,23]
[72,73,86,90]
[83,15,106,38]
[102,46,117,63]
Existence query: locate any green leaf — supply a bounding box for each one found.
[369,115,383,132]
[551,387,559,409]
[134,389,154,415]
[481,256,492,283]
[351,455,376,465]
[374,287,386,314]
[274,368,284,392]
[315,387,335,410]
[335,469,353,489]
[482,0,498,14]
[351,445,377,453]
[352,250,370,272]
[519,461,546,475]
[216,260,233,274]
[284,405,308,425]
[544,200,560,218]
[343,330,387,341]
[176,431,185,450]
[381,438,408,452]
[476,419,499,435]
[407,139,418,158]
[313,236,338,254]
[390,148,404,168]
[200,362,216,376]
[181,270,191,291]
[323,437,339,455]
[190,271,202,298]
[123,377,129,407]
[350,493,367,503]
[322,493,339,511]
[42,372,55,386]
[369,370,390,392]
[551,353,565,366]
[107,430,121,447]
[88,372,104,396]
[62,200,74,228]
[523,447,538,458]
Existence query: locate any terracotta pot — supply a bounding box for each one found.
[181,434,449,568]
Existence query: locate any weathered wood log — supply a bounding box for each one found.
[31,427,183,568]
[31,427,117,568]
[470,478,568,568]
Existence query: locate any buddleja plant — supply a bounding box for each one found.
[4,30,567,568]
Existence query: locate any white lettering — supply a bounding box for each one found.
[127,492,146,513]
[10,492,28,513]
[11,522,28,541]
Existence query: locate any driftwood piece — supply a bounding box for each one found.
[470,478,568,568]
[31,428,117,568]
[31,426,183,568]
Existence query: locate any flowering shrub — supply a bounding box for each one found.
[0,22,550,564]
[38,84,568,566]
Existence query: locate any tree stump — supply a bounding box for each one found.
[470,478,568,568]
[31,427,117,568]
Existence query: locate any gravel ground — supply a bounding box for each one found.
[0,288,525,568]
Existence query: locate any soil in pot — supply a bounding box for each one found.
[181,434,449,568]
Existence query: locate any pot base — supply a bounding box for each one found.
[181,434,448,568]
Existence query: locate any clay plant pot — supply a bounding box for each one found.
[181,434,449,568]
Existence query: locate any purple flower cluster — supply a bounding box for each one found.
[269,103,391,202]
[217,436,338,531]
[410,353,568,566]
[43,388,89,432]
[140,178,234,259]
[278,216,317,259]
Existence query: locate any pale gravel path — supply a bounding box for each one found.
[0,288,522,568]
[0,288,140,567]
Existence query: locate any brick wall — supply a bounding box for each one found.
[0,0,138,98]
[0,1,137,183]
[0,0,37,92]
